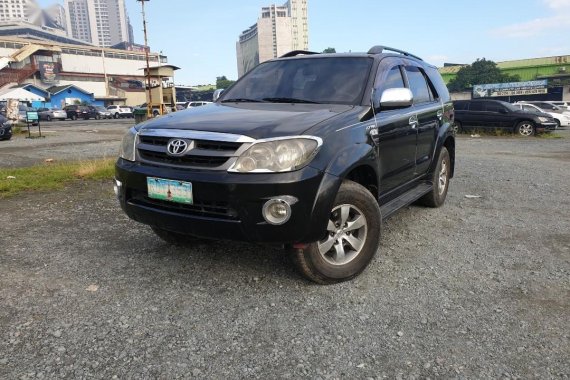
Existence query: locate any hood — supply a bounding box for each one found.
[137,103,354,139]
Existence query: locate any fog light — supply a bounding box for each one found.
[262,198,292,225]
[113,179,122,197]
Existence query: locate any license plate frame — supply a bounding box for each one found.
[146,177,193,204]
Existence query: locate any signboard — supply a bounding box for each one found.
[26,111,39,122]
[39,62,59,83]
[473,80,548,98]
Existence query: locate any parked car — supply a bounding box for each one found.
[37,107,67,121]
[516,101,570,118]
[91,106,112,119]
[64,105,98,120]
[107,105,133,118]
[187,101,212,108]
[512,102,570,128]
[548,101,570,111]
[453,99,557,136]
[116,45,456,283]
[18,104,38,125]
[0,116,11,141]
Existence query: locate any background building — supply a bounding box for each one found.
[65,0,131,47]
[236,0,308,77]
[0,0,40,23]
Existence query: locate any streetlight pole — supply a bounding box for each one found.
[137,0,153,118]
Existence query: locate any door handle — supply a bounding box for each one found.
[437,110,443,120]
[409,115,418,129]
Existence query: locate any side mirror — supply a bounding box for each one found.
[378,88,414,109]
[213,89,224,102]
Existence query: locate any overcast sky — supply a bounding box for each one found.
[37,0,570,86]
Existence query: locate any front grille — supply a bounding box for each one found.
[139,150,229,167]
[129,189,239,220]
[137,135,243,169]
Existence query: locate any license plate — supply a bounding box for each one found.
[147,177,193,204]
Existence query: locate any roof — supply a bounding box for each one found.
[47,84,93,96]
[16,83,50,96]
[0,87,45,101]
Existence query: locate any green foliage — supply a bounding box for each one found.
[322,47,336,53]
[216,76,236,90]
[447,58,520,92]
[0,159,115,198]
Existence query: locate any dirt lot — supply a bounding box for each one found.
[0,126,569,379]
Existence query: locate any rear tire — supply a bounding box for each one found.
[151,226,198,246]
[293,180,381,284]
[418,147,451,208]
[71,114,77,120]
[46,115,51,122]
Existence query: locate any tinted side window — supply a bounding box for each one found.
[453,101,468,110]
[405,66,431,104]
[380,66,405,92]
[469,102,484,111]
[484,102,503,113]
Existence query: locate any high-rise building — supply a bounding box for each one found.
[65,0,92,43]
[236,0,308,77]
[45,4,67,33]
[0,0,40,22]
[65,0,132,47]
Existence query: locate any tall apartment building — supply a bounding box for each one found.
[65,0,92,43]
[0,0,40,22]
[65,0,131,47]
[45,4,67,32]
[236,0,308,77]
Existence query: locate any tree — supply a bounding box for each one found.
[322,47,336,53]
[216,76,235,89]
[447,58,520,92]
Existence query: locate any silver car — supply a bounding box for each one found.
[37,107,67,121]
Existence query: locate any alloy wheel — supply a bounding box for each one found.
[318,204,368,266]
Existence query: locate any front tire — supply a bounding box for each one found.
[114,113,119,119]
[46,115,51,122]
[151,227,198,246]
[516,121,535,137]
[418,147,451,208]
[293,180,381,284]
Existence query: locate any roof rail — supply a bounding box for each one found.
[280,50,319,58]
[367,45,423,61]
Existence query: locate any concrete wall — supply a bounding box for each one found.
[61,53,146,76]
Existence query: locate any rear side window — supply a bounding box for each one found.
[405,66,431,104]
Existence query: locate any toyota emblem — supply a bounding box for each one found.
[166,139,189,156]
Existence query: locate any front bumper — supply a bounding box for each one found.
[536,122,557,133]
[115,159,341,243]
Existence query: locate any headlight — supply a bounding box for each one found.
[119,127,137,161]
[538,117,550,122]
[228,136,322,173]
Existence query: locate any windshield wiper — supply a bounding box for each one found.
[262,97,320,104]
[221,98,263,103]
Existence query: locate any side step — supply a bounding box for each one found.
[380,182,432,220]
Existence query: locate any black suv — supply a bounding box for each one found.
[115,46,455,283]
[64,105,98,120]
[453,99,557,136]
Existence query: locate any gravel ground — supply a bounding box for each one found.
[0,130,569,379]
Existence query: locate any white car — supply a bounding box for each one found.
[513,102,570,128]
[549,101,570,111]
[107,105,133,119]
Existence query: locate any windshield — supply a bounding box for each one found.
[222,57,373,105]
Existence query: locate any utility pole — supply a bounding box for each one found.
[137,0,153,118]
